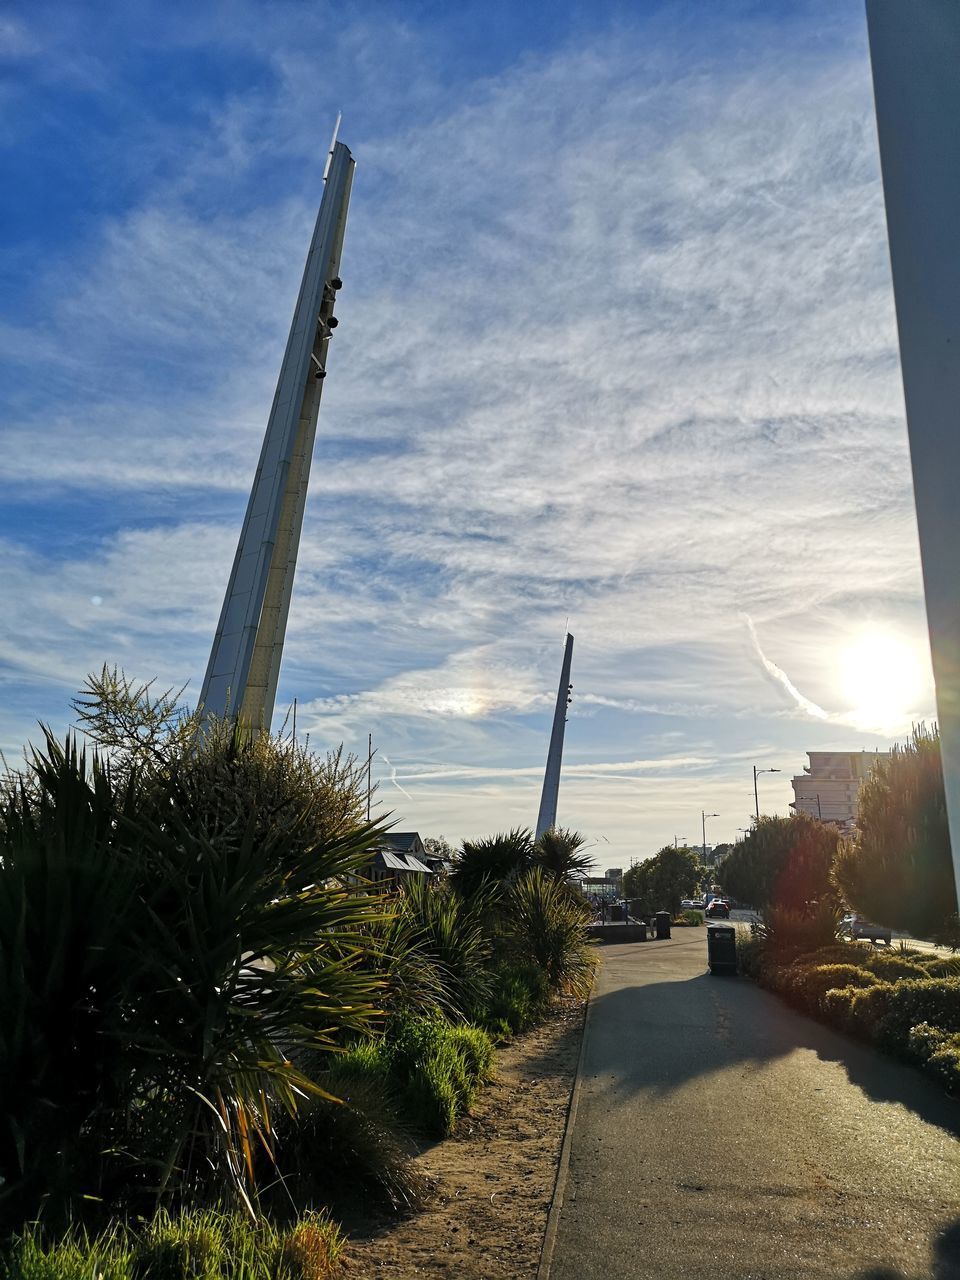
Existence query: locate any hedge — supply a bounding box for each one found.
[740,937,960,1096]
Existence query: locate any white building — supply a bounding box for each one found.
[790,751,888,834]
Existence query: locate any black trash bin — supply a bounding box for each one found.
[707,924,737,974]
[655,910,671,940]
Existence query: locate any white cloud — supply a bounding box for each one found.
[1,4,939,864]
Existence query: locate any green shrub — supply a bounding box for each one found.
[505,869,597,997]
[0,729,388,1230]
[875,978,960,1050]
[759,963,791,995]
[752,902,842,964]
[908,1021,950,1063]
[447,1024,495,1086]
[383,1015,493,1138]
[278,1060,427,1212]
[919,955,960,979]
[908,1023,960,1093]
[859,952,929,982]
[791,943,873,969]
[781,964,880,1013]
[476,963,551,1035]
[736,932,765,980]
[403,1052,459,1137]
[398,879,494,1021]
[818,984,859,1032]
[821,977,960,1048]
[675,910,704,927]
[449,829,535,898]
[386,1015,447,1077]
[131,1211,228,1280]
[820,981,897,1038]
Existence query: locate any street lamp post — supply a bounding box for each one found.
[753,765,781,820]
[701,810,719,864]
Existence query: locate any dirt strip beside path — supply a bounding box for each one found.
[342,998,586,1278]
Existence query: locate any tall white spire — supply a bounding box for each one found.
[536,633,574,840]
[867,1,960,912]
[200,139,355,727]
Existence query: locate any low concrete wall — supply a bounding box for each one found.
[587,923,650,943]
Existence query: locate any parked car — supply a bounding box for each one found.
[841,914,891,945]
[705,899,730,919]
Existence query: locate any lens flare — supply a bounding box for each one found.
[837,630,925,733]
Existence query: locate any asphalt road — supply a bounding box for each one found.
[547,932,960,1280]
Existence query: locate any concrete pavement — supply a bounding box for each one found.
[546,932,960,1280]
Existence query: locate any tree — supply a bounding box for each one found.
[710,842,734,866]
[71,664,199,773]
[719,814,840,913]
[832,724,958,940]
[622,846,702,915]
[71,666,371,849]
[423,835,455,861]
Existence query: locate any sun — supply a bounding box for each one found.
[836,630,925,732]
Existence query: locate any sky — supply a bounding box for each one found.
[0,0,939,870]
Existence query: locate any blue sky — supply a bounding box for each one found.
[0,0,937,867]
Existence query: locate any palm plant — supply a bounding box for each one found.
[398,877,495,1021]
[0,726,391,1229]
[0,732,148,1229]
[113,738,390,1213]
[449,828,535,899]
[340,902,448,1029]
[140,838,385,1206]
[533,827,594,883]
[504,869,597,998]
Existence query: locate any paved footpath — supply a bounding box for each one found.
[547,934,960,1280]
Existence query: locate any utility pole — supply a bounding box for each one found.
[535,633,574,841]
[753,765,780,820]
[702,810,718,864]
[366,732,374,823]
[200,128,355,729]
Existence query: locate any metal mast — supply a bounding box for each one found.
[535,633,574,840]
[866,1,960,912]
[200,136,355,727]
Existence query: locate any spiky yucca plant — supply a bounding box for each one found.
[398,877,495,1021]
[449,827,534,898]
[0,727,389,1228]
[0,733,147,1228]
[505,869,597,998]
[534,827,594,884]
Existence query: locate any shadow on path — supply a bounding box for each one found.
[522,965,959,1138]
[850,1216,960,1279]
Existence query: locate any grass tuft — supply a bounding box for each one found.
[275,1216,344,1280]
[2,1211,345,1280]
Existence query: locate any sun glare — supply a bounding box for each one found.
[837,630,925,732]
